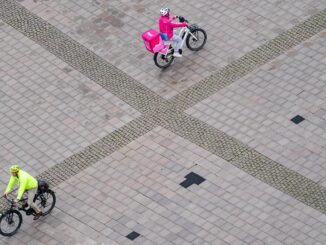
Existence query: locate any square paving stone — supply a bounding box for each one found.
[126,231,141,241]
[180,172,206,188]
[291,115,305,124]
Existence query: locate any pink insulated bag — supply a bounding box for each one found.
[141,29,164,53]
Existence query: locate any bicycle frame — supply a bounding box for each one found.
[3,193,46,216]
[3,198,27,213]
[159,26,198,55]
[0,185,56,236]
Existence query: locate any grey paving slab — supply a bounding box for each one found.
[2,127,323,244]
[170,9,326,110]
[0,0,326,244]
[0,0,324,212]
[0,206,121,244]
[0,20,140,186]
[0,0,165,112]
[160,108,326,214]
[16,0,326,98]
[187,31,326,188]
[33,113,158,189]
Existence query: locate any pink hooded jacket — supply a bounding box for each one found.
[159,14,187,40]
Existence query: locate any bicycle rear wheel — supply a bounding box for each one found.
[0,210,22,236]
[153,50,174,69]
[186,28,207,51]
[34,189,56,216]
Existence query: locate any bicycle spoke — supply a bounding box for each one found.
[154,51,174,68]
[35,190,56,215]
[0,212,20,234]
[186,29,207,51]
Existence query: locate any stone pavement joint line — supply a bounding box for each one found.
[1,0,326,214]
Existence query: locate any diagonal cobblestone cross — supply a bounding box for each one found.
[0,0,326,214]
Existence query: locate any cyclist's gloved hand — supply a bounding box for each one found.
[178,16,185,22]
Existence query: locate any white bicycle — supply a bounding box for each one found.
[154,16,207,68]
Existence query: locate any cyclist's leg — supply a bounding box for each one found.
[27,188,41,214]
[171,35,182,55]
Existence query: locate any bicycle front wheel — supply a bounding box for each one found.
[0,210,22,236]
[186,28,207,51]
[153,51,174,69]
[34,189,56,216]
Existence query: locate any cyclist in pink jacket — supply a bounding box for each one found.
[159,8,187,57]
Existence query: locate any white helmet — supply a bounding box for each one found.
[160,8,169,16]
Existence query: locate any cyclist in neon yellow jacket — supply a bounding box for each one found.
[4,165,42,220]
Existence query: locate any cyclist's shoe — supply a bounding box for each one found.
[173,52,182,57]
[33,212,42,220]
[22,203,28,209]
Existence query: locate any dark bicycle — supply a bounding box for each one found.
[0,179,56,236]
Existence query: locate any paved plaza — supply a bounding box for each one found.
[0,0,326,244]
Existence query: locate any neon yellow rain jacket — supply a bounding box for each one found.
[5,170,38,200]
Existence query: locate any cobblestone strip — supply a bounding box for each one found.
[160,111,326,214]
[1,0,326,216]
[37,114,158,186]
[169,9,326,111]
[0,114,158,209]
[0,0,165,113]
[159,110,250,161]
[231,150,326,214]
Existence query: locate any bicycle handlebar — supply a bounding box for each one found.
[177,16,189,23]
[3,196,24,206]
[3,196,14,205]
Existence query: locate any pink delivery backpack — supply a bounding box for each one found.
[141,29,164,53]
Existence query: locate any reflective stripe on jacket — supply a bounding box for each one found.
[5,170,38,200]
